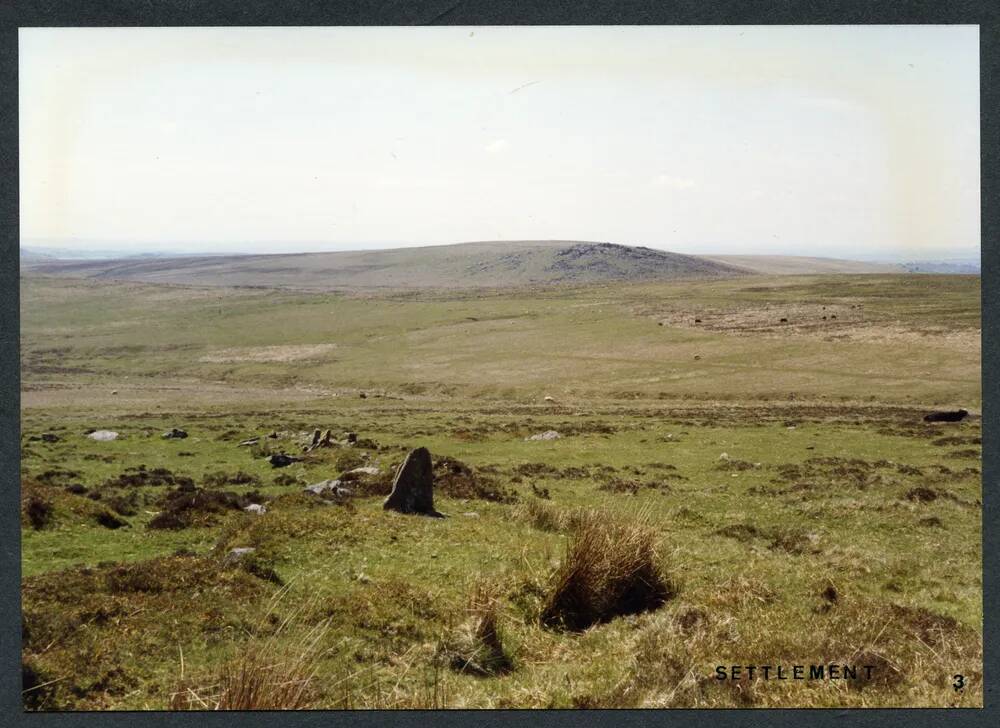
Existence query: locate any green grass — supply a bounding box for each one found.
[20,273,982,709]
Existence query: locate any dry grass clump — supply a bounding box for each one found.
[540,508,675,631]
[171,604,331,710]
[515,498,588,533]
[443,581,514,677]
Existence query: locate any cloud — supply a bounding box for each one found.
[484,138,509,154]
[652,174,695,190]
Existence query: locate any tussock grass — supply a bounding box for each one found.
[170,591,331,710]
[540,508,675,631]
[444,581,513,677]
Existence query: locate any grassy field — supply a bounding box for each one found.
[20,273,982,709]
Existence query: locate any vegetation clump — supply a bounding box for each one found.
[540,509,675,631]
[433,456,518,504]
[148,488,268,530]
[105,465,195,489]
[443,582,513,677]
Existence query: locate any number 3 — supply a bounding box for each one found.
[953,674,965,691]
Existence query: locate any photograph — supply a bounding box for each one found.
[18,24,982,710]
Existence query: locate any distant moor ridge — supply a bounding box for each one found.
[20,240,936,291]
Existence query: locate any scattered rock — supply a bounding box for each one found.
[347,466,380,476]
[238,437,260,447]
[305,428,336,452]
[224,547,256,565]
[40,433,60,443]
[303,479,346,496]
[87,430,119,442]
[462,511,480,518]
[543,396,556,403]
[162,428,188,440]
[383,447,443,517]
[923,409,969,423]
[359,392,367,399]
[526,430,562,441]
[243,503,267,515]
[345,431,358,444]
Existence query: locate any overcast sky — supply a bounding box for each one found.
[19,25,979,259]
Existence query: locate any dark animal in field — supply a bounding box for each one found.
[383,446,443,517]
[267,453,301,468]
[780,318,788,323]
[162,428,188,439]
[27,433,60,443]
[923,409,969,423]
[694,318,701,324]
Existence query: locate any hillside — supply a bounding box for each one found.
[701,255,904,275]
[22,241,746,290]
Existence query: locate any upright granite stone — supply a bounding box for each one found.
[383,447,443,517]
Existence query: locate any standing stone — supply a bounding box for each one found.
[383,447,443,517]
[311,429,321,447]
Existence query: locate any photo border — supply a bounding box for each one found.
[2,2,995,726]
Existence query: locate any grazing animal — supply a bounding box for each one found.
[268,453,301,468]
[780,317,788,323]
[923,409,969,423]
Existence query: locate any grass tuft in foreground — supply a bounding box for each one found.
[540,508,676,631]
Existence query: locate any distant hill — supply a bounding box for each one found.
[22,240,748,290]
[19,249,55,264]
[701,255,905,275]
[26,241,968,291]
[900,260,980,275]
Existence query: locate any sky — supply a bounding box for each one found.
[19,25,980,260]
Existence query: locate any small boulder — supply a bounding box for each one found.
[304,479,341,495]
[347,466,380,476]
[238,437,260,447]
[526,430,562,441]
[345,432,358,444]
[162,428,188,440]
[40,433,60,443]
[223,547,255,565]
[383,447,443,517]
[244,503,267,515]
[87,430,119,442]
